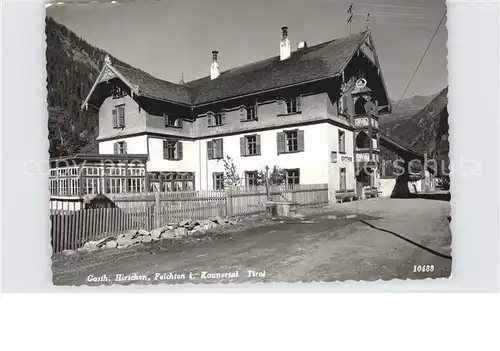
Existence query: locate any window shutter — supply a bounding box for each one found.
[215,138,223,159]
[123,141,127,155]
[207,113,214,127]
[296,96,302,112]
[221,111,227,125]
[297,130,305,152]
[112,109,118,128]
[277,132,285,155]
[118,107,125,127]
[207,140,213,160]
[113,142,118,154]
[240,137,246,156]
[239,107,246,121]
[256,134,261,155]
[277,98,286,114]
[212,173,216,190]
[176,141,183,160]
[254,101,259,120]
[163,140,168,159]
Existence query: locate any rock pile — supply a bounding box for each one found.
[77,217,237,253]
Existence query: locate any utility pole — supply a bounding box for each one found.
[347,4,353,35]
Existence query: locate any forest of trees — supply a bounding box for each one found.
[45,17,132,157]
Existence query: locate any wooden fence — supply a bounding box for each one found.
[50,184,329,253]
[50,205,154,254]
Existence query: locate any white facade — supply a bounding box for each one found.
[197,123,331,190]
[147,137,198,173]
[99,135,147,154]
[95,83,358,202]
[97,122,355,199]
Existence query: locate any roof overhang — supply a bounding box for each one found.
[379,133,424,159]
[81,63,140,111]
[343,31,392,112]
[192,74,342,108]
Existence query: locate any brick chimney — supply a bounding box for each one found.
[280,26,291,60]
[210,50,220,80]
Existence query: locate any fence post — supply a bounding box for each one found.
[155,191,160,229]
[225,188,233,219]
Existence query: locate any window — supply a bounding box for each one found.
[163,139,183,160]
[112,105,125,128]
[331,151,338,163]
[277,130,304,154]
[107,178,125,194]
[245,171,259,188]
[286,130,298,152]
[338,130,346,154]
[208,112,226,127]
[84,166,101,176]
[239,105,258,121]
[114,141,127,155]
[214,113,223,126]
[355,131,369,149]
[207,138,223,159]
[83,178,100,195]
[148,172,194,192]
[127,178,144,193]
[354,97,368,115]
[281,96,301,114]
[240,135,261,156]
[213,172,224,190]
[173,173,183,191]
[285,169,300,186]
[339,167,346,191]
[246,105,257,120]
[164,115,183,128]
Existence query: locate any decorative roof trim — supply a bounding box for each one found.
[81,62,140,111]
[366,32,392,113]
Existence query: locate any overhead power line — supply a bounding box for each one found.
[352,3,432,10]
[395,10,447,110]
[353,19,446,28]
[353,12,441,20]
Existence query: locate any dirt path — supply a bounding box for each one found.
[52,198,452,285]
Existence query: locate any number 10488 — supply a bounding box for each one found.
[413,265,435,273]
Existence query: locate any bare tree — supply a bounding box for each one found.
[219,156,242,188]
[258,165,286,200]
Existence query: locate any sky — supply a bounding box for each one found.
[47,0,448,101]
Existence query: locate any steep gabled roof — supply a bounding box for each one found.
[83,31,374,109]
[114,64,194,105]
[186,31,368,105]
[379,133,425,159]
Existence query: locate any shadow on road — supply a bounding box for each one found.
[410,192,451,201]
[359,220,452,260]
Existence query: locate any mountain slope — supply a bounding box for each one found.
[45,17,135,157]
[382,94,437,124]
[380,87,449,176]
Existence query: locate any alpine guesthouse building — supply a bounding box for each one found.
[68,27,393,203]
